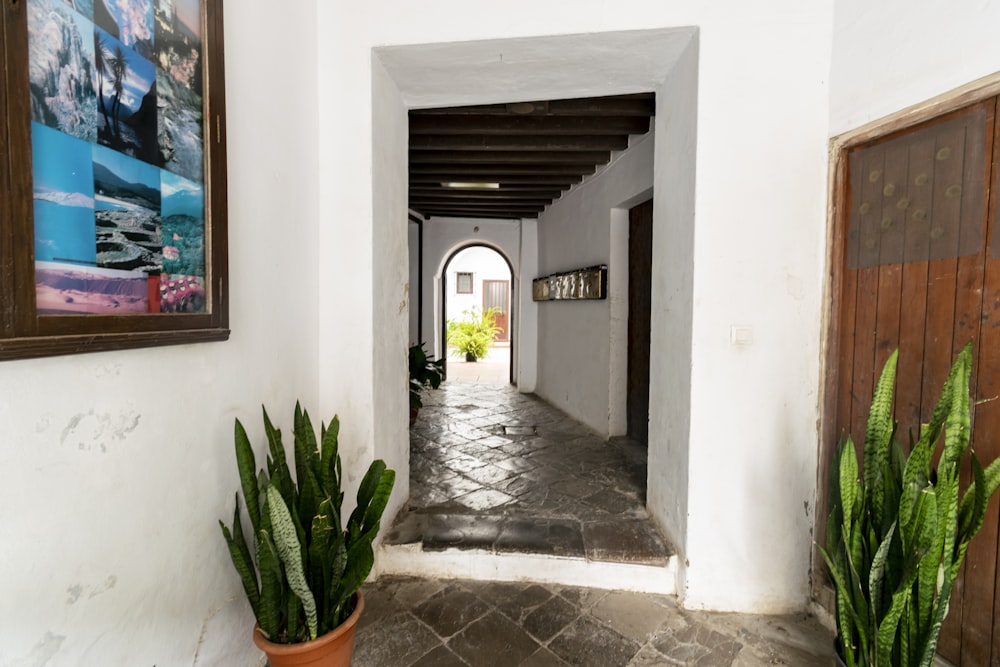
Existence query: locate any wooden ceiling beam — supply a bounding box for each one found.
[409,150,611,165]
[411,198,554,208]
[410,184,570,194]
[410,93,655,117]
[416,210,538,220]
[409,174,582,186]
[417,200,546,210]
[410,134,629,151]
[410,115,649,136]
[409,189,565,200]
[411,164,596,177]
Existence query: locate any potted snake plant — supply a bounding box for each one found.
[219,402,395,667]
[819,343,1000,667]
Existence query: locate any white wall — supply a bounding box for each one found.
[341,4,833,615]
[0,1,321,664]
[534,133,654,437]
[445,246,512,326]
[408,220,420,344]
[830,2,1000,135]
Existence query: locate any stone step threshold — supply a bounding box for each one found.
[377,511,677,595]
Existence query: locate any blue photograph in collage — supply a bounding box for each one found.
[95,26,159,165]
[161,171,204,277]
[94,0,154,60]
[31,122,96,264]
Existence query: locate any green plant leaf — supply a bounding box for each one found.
[263,406,294,507]
[234,419,261,533]
[219,503,260,619]
[347,460,391,544]
[868,521,896,624]
[958,453,1000,540]
[864,350,898,540]
[320,416,342,519]
[330,536,374,626]
[265,485,318,640]
[256,527,283,641]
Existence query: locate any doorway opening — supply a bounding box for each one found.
[440,244,514,385]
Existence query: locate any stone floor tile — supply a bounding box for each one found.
[495,518,586,557]
[589,591,675,643]
[422,513,504,551]
[448,611,541,667]
[582,488,644,516]
[652,625,743,666]
[521,593,580,641]
[352,612,441,667]
[462,462,518,486]
[583,520,671,564]
[496,584,555,623]
[414,585,491,637]
[548,615,641,667]
[520,647,571,666]
[627,644,673,666]
[454,488,516,512]
[409,644,471,667]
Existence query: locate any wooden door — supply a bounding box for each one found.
[627,199,653,445]
[483,279,509,342]
[822,98,1000,665]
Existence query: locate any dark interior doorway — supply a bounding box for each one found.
[627,199,654,445]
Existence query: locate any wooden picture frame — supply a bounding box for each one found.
[0,0,228,361]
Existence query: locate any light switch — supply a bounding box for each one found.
[731,325,753,346]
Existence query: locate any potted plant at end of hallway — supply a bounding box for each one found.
[409,342,444,426]
[219,402,395,667]
[819,343,1000,667]
[446,307,501,362]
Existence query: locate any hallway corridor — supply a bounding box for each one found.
[386,382,671,566]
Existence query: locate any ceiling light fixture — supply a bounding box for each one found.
[441,182,500,189]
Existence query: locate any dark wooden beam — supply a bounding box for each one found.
[409,150,611,165]
[410,184,571,194]
[411,197,554,208]
[409,188,565,199]
[410,115,649,136]
[410,134,628,152]
[418,200,546,211]
[410,93,655,117]
[409,173,582,186]
[417,209,538,220]
[411,164,596,177]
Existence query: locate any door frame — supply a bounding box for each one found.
[439,243,516,384]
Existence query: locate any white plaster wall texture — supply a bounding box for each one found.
[0,1,321,663]
[518,219,540,393]
[646,44,698,587]
[830,1,1000,135]
[408,221,420,344]
[445,246,513,325]
[681,19,831,611]
[535,134,655,436]
[354,5,833,614]
[370,59,412,522]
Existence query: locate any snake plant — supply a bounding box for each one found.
[219,402,395,644]
[819,343,1000,666]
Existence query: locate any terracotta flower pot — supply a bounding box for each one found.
[253,592,364,667]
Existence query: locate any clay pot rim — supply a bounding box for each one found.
[252,591,364,654]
